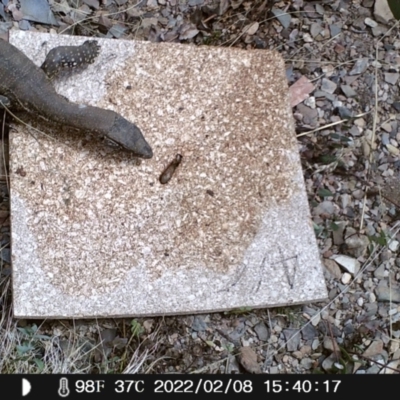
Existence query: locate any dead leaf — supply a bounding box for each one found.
[289,76,315,107]
[243,22,259,35]
[231,0,244,10]
[238,346,261,373]
[179,24,199,40]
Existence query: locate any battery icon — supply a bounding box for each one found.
[22,378,31,396]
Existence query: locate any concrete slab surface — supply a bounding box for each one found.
[9,31,327,318]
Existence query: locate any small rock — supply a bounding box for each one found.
[311,313,321,326]
[362,0,374,6]
[226,354,240,373]
[300,358,313,369]
[374,0,394,25]
[330,24,341,37]
[387,144,400,156]
[254,322,269,342]
[19,20,31,30]
[322,353,336,371]
[314,200,336,216]
[323,259,342,279]
[321,78,337,94]
[349,58,369,75]
[179,25,199,40]
[310,22,323,38]
[392,102,400,112]
[301,324,317,340]
[109,24,127,38]
[343,322,354,335]
[341,272,352,284]
[382,359,400,374]
[83,0,100,8]
[363,339,383,357]
[147,0,158,7]
[323,337,339,352]
[364,17,378,28]
[188,0,204,5]
[384,72,399,85]
[376,283,400,302]
[345,232,369,258]
[304,3,318,18]
[141,17,158,28]
[388,239,399,252]
[341,85,357,97]
[374,264,386,279]
[283,329,300,351]
[296,103,318,126]
[192,315,208,331]
[271,7,291,29]
[243,21,259,35]
[349,126,362,137]
[372,24,389,36]
[381,122,392,132]
[238,347,261,373]
[331,254,360,275]
[302,33,313,43]
[303,96,316,109]
[337,106,353,119]
[332,221,347,246]
[352,189,364,199]
[0,248,10,264]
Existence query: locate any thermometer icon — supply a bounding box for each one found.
[58,377,70,397]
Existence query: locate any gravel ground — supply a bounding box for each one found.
[1,0,400,374]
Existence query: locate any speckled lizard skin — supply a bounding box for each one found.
[0,39,153,158]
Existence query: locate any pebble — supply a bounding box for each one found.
[337,106,353,119]
[323,337,339,352]
[321,78,337,94]
[322,354,336,371]
[314,200,336,216]
[386,144,400,155]
[384,72,399,85]
[364,17,378,28]
[254,322,269,341]
[300,358,313,369]
[374,0,394,25]
[283,329,301,351]
[341,85,357,97]
[323,259,342,279]
[271,7,291,29]
[188,0,204,5]
[301,324,317,340]
[363,339,383,357]
[303,96,316,109]
[342,272,352,284]
[310,22,323,38]
[349,58,369,75]
[388,240,400,252]
[344,232,369,258]
[331,254,361,275]
[376,284,400,302]
[329,24,341,37]
[374,264,386,279]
